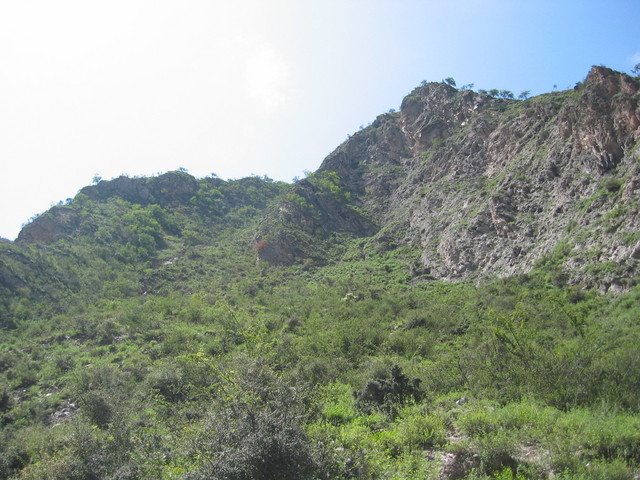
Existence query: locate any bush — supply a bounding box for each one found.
[354,364,423,416]
[78,391,112,428]
[186,360,322,480]
[395,408,446,450]
[600,177,623,194]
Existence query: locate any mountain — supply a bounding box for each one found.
[256,66,640,291]
[1,67,640,480]
[12,67,640,295]
[2,172,289,308]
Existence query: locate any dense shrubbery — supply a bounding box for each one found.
[0,174,639,479]
[184,359,321,480]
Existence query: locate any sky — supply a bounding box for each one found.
[1,1,639,240]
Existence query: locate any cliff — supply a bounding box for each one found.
[13,67,640,292]
[256,66,640,291]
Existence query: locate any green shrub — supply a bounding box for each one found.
[354,364,423,416]
[186,360,322,480]
[554,458,635,480]
[319,382,357,426]
[458,405,498,436]
[600,177,624,194]
[78,391,112,428]
[472,431,519,475]
[395,407,446,450]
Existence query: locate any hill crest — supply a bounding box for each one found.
[13,66,640,292]
[255,66,640,292]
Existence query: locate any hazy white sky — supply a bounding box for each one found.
[1,0,639,239]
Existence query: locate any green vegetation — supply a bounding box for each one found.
[306,171,351,202]
[4,60,640,480]
[0,171,638,479]
[4,65,640,478]
[443,77,456,87]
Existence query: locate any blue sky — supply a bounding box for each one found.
[1,0,639,239]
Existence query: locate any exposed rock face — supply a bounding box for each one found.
[259,67,640,289]
[78,170,199,206]
[17,171,199,245]
[14,67,640,290]
[255,175,379,265]
[15,206,83,244]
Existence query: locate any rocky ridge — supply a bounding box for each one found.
[14,66,640,291]
[16,171,199,244]
[256,66,640,291]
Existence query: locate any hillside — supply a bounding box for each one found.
[0,67,639,480]
[257,66,640,292]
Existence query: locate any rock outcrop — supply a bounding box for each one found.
[13,67,640,291]
[17,171,199,245]
[257,66,640,290]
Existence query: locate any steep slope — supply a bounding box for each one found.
[257,66,640,291]
[2,68,640,480]
[1,172,288,315]
[16,171,201,245]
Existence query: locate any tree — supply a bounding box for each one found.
[518,90,531,100]
[633,63,640,76]
[92,174,102,184]
[444,77,457,87]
